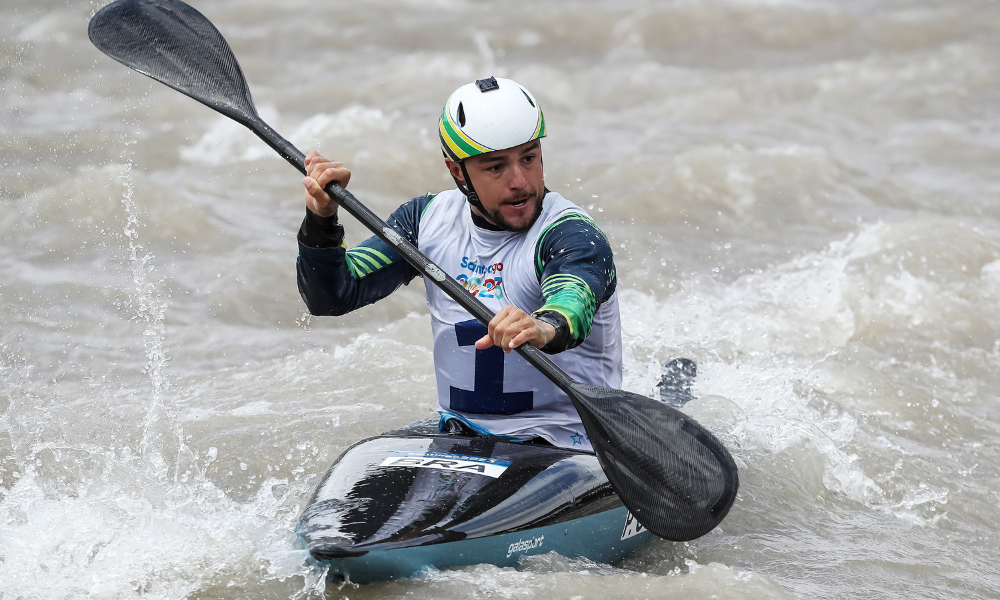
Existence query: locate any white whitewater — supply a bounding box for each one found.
[2,0,998,598]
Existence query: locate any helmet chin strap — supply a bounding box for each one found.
[453,160,498,225]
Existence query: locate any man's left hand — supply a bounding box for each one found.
[476,306,555,353]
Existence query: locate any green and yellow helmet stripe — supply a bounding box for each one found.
[439,100,493,161]
[532,110,546,140]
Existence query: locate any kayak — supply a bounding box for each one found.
[295,359,696,583]
[295,418,654,583]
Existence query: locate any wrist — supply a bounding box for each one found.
[299,208,344,249]
[535,319,556,346]
[532,310,570,354]
[307,202,337,219]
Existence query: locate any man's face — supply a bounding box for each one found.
[447,140,545,232]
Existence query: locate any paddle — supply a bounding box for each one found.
[88,0,738,541]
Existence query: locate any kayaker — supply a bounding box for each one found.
[296,77,620,451]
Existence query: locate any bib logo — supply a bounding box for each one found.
[506,535,544,557]
[460,257,503,275]
[456,257,504,299]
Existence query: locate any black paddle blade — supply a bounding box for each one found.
[571,383,739,541]
[88,0,258,125]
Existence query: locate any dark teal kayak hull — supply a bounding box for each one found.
[307,505,651,583]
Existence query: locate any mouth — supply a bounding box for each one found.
[503,193,534,209]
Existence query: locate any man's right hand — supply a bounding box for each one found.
[303,150,351,218]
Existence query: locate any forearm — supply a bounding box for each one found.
[534,278,596,351]
[296,212,413,316]
[534,213,617,352]
[296,247,401,316]
[295,194,432,315]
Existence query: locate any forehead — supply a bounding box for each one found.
[468,140,541,165]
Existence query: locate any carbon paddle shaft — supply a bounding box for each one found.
[88,0,738,542]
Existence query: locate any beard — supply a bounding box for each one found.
[482,189,545,232]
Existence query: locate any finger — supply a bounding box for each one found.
[303,177,334,210]
[497,309,531,350]
[487,306,514,330]
[501,324,528,352]
[505,317,538,350]
[303,176,326,197]
[316,166,342,186]
[508,328,534,350]
[307,161,333,180]
[318,166,351,190]
[474,334,495,350]
[305,151,322,170]
[492,315,521,352]
[306,156,335,176]
[485,308,508,343]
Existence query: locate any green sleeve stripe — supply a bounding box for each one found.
[346,255,367,279]
[540,273,591,293]
[347,251,381,272]
[347,252,377,271]
[539,273,597,342]
[540,273,596,298]
[345,252,376,278]
[419,194,437,221]
[352,246,393,268]
[537,290,595,340]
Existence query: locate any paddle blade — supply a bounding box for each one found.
[571,383,739,541]
[88,0,258,124]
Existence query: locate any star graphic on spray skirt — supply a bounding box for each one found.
[570,432,585,446]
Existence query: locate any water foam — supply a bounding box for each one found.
[620,219,997,508]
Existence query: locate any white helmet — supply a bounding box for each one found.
[439,76,546,162]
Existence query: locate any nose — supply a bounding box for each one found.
[509,163,528,190]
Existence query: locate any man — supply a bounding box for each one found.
[296,77,620,451]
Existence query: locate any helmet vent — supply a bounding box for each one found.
[521,89,535,108]
[458,102,466,127]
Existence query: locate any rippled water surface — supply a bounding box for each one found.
[3,0,1000,598]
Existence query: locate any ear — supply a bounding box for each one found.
[445,159,465,185]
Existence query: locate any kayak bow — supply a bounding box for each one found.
[296,419,654,583]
